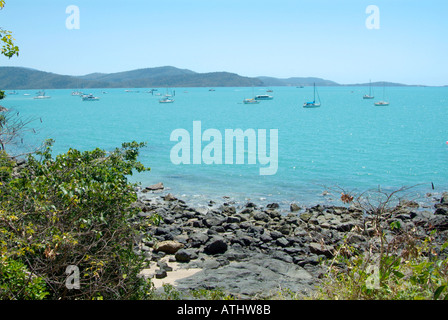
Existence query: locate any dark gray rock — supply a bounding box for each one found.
[441,192,448,204]
[175,248,198,262]
[175,254,314,299]
[276,237,290,247]
[435,205,448,216]
[155,269,167,279]
[267,203,280,209]
[253,212,270,222]
[204,215,226,228]
[260,231,273,242]
[204,236,228,255]
[189,232,209,248]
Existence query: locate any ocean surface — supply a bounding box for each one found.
[2,86,448,210]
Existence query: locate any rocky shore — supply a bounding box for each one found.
[133,183,448,299]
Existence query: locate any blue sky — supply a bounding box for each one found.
[0,0,447,85]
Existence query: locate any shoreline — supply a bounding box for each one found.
[134,183,448,299]
[136,181,445,216]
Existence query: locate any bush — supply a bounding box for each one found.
[314,187,448,300]
[0,140,156,300]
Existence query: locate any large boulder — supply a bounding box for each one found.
[204,236,228,255]
[154,240,184,254]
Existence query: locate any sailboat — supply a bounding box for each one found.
[374,82,389,106]
[363,80,374,99]
[243,86,260,104]
[303,83,321,108]
[159,88,175,103]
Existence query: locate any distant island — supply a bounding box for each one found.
[0,66,430,90]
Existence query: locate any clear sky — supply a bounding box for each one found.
[0,0,447,85]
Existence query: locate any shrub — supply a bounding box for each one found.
[0,140,156,300]
[314,187,448,300]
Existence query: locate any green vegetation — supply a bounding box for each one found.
[0,1,19,59]
[315,232,448,300]
[0,140,159,299]
[311,188,448,300]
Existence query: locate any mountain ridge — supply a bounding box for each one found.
[0,66,426,89]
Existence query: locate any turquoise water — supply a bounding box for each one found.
[2,86,448,208]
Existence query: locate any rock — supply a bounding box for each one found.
[175,249,198,262]
[204,236,228,255]
[195,207,209,215]
[300,212,313,223]
[335,221,356,232]
[276,237,290,247]
[204,215,226,228]
[277,223,292,235]
[260,232,273,243]
[154,240,184,254]
[163,193,177,201]
[290,203,301,212]
[435,206,448,216]
[269,230,283,240]
[441,192,448,204]
[175,254,314,299]
[308,242,334,258]
[189,232,209,248]
[146,182,164,191]
[399,200,419,208]
[267,203,279,209]
[294,255,320,267]
[253,212,270,222]
[246,202,257,208]
[155,269,167,279]
[271,250,294,263]
[157,261,173,272]
[226,216,241,224]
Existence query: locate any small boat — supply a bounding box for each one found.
[71,90,83,96]
[34,91,51,99]
[7,90,18,95]
[266,89,273,93]
[374,82,389,106]
[303,83,321,108]
[159,97,175,103]
[363,80,374,99]
[243,98,259,104]
[81,94,100,101]
[243,87,260,104]
[255,94,273,100]
[209,89,215,91]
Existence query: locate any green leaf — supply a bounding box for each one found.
[434,285,446,300]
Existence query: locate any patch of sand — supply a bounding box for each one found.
[140,257,202,289]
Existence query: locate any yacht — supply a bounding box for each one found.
[255,94,273,100]
[243,98,259,104]
[81,94,100,101]
[303,83,321,108]
[34,91,51,99]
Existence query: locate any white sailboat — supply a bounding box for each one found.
[243,86,260,104]
[34,91,51,99]
[303,83,321,108]
[374,82,389,106]
[363,79,374,99]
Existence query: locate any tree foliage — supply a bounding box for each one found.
[0,140,155,299]
[0,1,19,59]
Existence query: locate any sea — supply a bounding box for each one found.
[2,86,448,211]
